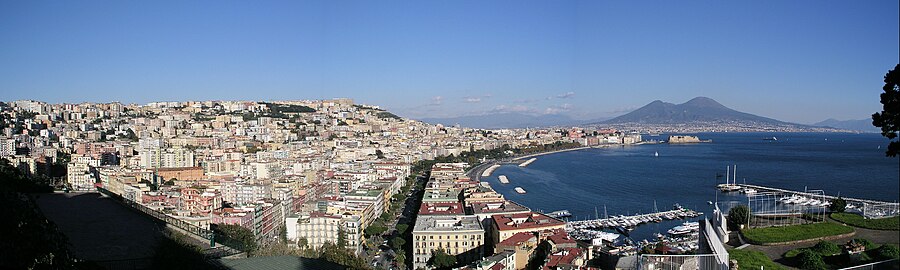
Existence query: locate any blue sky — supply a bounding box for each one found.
[1,1,897,124]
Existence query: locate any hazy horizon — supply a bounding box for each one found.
[2,1,898,124]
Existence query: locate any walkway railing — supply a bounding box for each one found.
[837,259,899,270]
[96,187,244,257]
[637,254,725,270]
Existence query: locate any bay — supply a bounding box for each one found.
[485,132,900,241]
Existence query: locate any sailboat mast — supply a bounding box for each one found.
[726,166,730,185]
[733,164,737,185]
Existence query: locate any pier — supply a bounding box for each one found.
[481,164,500,177]
[567,207,702,231]
[518,158,537,167]
[736,184,898,206]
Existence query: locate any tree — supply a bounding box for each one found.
[364,224,387,237]
[396,224,409,234]
[429,249,457,269]
[872,63,900,157]
[212,224,257,253]
[336,227,348,249]
[297,237,309,249]
[375,149,385,159]
[395,252,406,270]
[727,205,750,230]
[390,237,405,251]
[829,197,847,213]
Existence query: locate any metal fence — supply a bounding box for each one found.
[837,259,900,270]
[861,202,900,219]
[747,190,827,228]
[701,219,729,269]
[637,254,725,270]
[96,187,244,256]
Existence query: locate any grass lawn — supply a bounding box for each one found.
[742,222,854,244]
[728,249,785,270]
[831,213,900,231]
[782,243,899,269]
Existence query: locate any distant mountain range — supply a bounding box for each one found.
[600,97,790,125]
[419,97,855,131]
[419,113,608,129]
[812,118,880,133]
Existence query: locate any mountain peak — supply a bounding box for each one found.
[682,97,726,108]
[603,97,786,125]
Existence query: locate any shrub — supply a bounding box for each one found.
[728,205,750,231]
[812,241,841,256]
[797,251,828,270]
[852,252,873,264]
[876,245,900,260]
[852,238,876,250]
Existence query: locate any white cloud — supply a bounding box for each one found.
[491,104,533,113]
[556,91,575,99]
[544,103,573,114]
[430,96,444,106]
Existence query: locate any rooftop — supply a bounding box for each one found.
[492,212,565,231]
[419,202,465,216]
[469,200,530,215]
[497,232,537,247]
[413,215,483,233]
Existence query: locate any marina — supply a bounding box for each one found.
[566,205,702,240]
[518,158,537,167]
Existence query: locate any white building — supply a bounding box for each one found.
[294,212,363,254]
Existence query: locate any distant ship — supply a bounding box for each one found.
[654,151,659,157]
[763,137,777,141]
[547,210,571,219]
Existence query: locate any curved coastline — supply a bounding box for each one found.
[511,146,592,161]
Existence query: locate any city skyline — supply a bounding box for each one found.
[2,1,898,124]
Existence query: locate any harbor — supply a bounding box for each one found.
[566,205,702,238]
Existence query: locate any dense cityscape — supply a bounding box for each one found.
[2,96,898,270]
[2,1,899,270]
[0,99,647,269]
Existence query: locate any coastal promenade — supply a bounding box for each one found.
[511,146,591,161]
[469,145,596,180]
